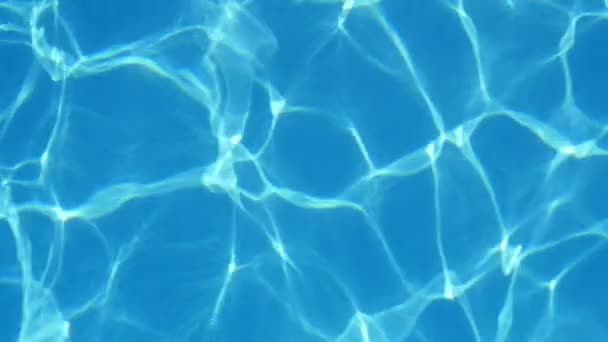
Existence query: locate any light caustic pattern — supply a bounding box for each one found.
[1,0,608,341]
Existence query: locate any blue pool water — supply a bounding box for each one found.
[0,0,607,341]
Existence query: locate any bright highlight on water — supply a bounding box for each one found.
[0,0,607,341]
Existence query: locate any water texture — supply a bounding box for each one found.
[0,0,607,341]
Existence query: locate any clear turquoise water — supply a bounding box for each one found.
[0,0,607,341]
